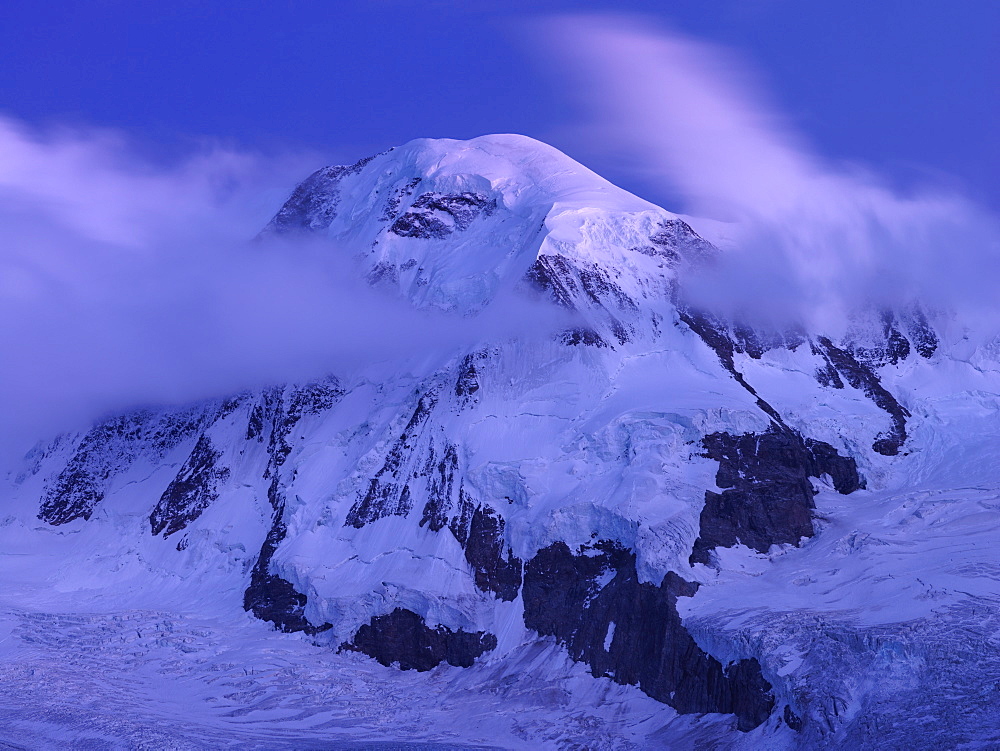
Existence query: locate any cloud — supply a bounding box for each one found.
[532,14,1000,332]
[0,117,562,465]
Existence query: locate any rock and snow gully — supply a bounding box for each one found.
[3,134,999,749]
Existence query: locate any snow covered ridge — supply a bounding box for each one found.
[6,134,1000,748]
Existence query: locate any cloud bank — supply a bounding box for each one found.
[0,118,559,464]
[534,14,1000,332]
[5,19,998,462]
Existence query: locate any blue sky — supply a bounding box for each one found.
[1,0,997,210]
[1,0,998,457]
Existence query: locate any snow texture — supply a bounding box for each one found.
[3,134,999,749]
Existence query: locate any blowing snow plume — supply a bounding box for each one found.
[0,118,565,464]
[534,14,1000,333]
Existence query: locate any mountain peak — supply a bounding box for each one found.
[261,134,691,316]
[265,133,663,235]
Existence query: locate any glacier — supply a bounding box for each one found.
[3,134,1000,749]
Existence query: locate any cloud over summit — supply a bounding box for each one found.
[536,14,1000,331]
[0,119,557,463]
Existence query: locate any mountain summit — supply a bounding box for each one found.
[4,135,998,749]
[263,134,686,318]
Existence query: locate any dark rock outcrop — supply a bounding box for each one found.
[524,254,632,313]
[679,305,916,457]
[455,352,481,399]
[846,310,911,368]
[559,327,608,347]
[904,305,939,358]
[243,490,332,636]
[38,443,109,525]
[649,218,716,262]
[243,379,343,634]
[246,403,265,441]
[677,309,790,428]
[38,406,213,525]
[346,389,439,528]
[381,176,422,222]
[633,219,717,265]
[452,502,522,602]
[813,343,846,389]
[845,308,939,368]
[523,540,775,731]
[422,477,523,603]
[417,442,461,532]
[689,429,863,565]
[523,254,580,309]
[257,378,344,477]
[366,261,399,286]
[389,191,496,239]
[675,310,872,566]
[342,371,523,601]
[524,254,636,345]
[815,337,910,455]
[262,155,379,235]
[341,608,497,671]
[784,705,804,731]
[285,378,345,423]
[149,434,230,537]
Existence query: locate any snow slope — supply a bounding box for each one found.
[3,134,1000,749]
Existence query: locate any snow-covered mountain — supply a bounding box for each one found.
[4,134,1000,749]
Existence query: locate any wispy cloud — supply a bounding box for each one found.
[533,14,1000,331]
[0,118,558,462]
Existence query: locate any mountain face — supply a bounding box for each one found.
[4,134,1000,749]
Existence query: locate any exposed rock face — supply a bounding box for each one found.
[852,310,911,367]
[677,308,793,427]
[262,155,380,234]
[38,406,216,525]
[674,307,866,565]
[345,372,525,603]
[453,502,523,602]
[784,705,804,731]
[559,326,607,347]
[341,608,497,671]
[346,389,440,528]
[243,498,332,636]
[454,352,481,399]
[418,466,523,601]
[524,254,585,310]
[649,218,716,262]
[846,308,939,367]
[274,379,345,457]
[523,541,775,731]
[904,306,939,358]
[690,429,863,565]
[524,253,637,345]
[381,176,422,222]
[242,380,343,634]
[677,298,927,459]
[815,337,910,456]
[149,434,230,537]
[389,191,496,239]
